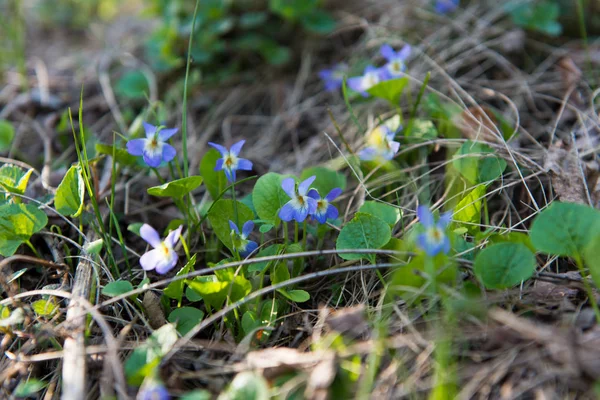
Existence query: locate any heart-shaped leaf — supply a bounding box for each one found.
[474,243,536,289]
[147,176,203,199]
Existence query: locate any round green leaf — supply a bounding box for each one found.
[0,203,48,257]
[452,141,507,185]
[300,9,336,34]
[530,202,600,258]
[168,307,204,336]
[102,281,134,297]
[358,201,401,227]
[115,70,149,100]
[0,164,33,196]
[474,243,536,289]
[366,77,409,104]
[300,166,346,196]
[208,199,254,251]
[0,120,15,152]
[336,212,391,261]
[252,172,289,225]
[55,165,85,217]
[279,289,310,303]
[147,176,203,199]
[14,379,46,397]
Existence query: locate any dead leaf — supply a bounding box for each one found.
[246,347,330,380]
[305,352,336,400]
[142,291,167,329]
[545,140,592,204]
[558,57,582,88]
[325,305,369,339]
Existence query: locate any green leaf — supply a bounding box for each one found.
[0,203,48,257]
[0,120,15,152]
[102,281,134,297]
[252,172,289,226]
[271,262,290,285]
[366,77,409,105]
[147,176,204,199]
[32,299,58,316]
[55,165,85,217]
[585,234,600,289]
[95,143,138,166]
[452,141,506,185]
[530,202,600,258]
[300,166,346,196]
[115,70,149,100]
[406,119,438,143]
[168,307,204,336]
[300,9,336,34]
[474,243,537,289]
[453,185,486,234]
[180,390,212,400]
[0,164,34,196]
[199,149,227,200]
[242,310,259,335]
[127,222,143,236]
[164,254,197,301]
[488,232,535,253]
[187,274,251,309]
[278,289,310,303]
[239,12,268,28]
[14,378,46,397]
[208,199,254,251]
[260,43,291,66]
[269,0,317,19]
[336,212,391,261]
[125,348,157,386]
[84,238,104,255]
[221,372,270,400]
[248,244,283,273]
[358,201,401,227]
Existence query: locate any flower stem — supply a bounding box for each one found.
[231,182,239,228]
[575,255,600,322]
[425,256,437,297]
[283,222,289,245]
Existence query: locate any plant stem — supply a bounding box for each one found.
[575,255,600,322]
[231,182,239,227]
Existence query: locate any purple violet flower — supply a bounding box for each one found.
[229,220,258,258]
[127,122,178,168]
[137,379,170,400]
[359,125,401,161]
[208,140,253,183]
[139,224,182,274]
[347,65,386,97]
[307,188,342,224]
[279,176,318,223]
[416,205,452,257]
[319,63,348,92]
[435,0,459,14]
[380,44,411,79]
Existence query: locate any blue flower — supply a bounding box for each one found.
[319,63,348,91]
[208,140,253,183]
[359,125,401,161]
[137,379,170,400]
[127,122,178,168]
[279,176,318,223]
[416,205,452,257]
[307,188,342,224]
[139,224,182,274]
[435,0,459,14]
[229,220,258,258]
[380,44,411,79]
[347,65,386,97]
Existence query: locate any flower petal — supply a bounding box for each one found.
[140,224,162,248]
[298,175,316,196]
[164,225,183,248]
[162,144,177,163]
[229,220,240,234]
[417,205,434,228]
[126,139,147,156]
[294,207,309,222]
[236,158,253,171]
[278,202,296,221]
[155,251,178,274]
[229,140,245,156]
[358,147,377,161]
[347,76,365,93]
[397,44,411,60]
[242,220,254,238]
[325,188,343,202]
[364,65,378,74]
[281,178,296,198]
[438,211,453,228]
[143,151,162,168]
[208,142,228,157]
[306,197,318,215]
[143,122,157,138]
[326,204,339,220]
[240,240,258,258]
[380,44,396,61]
[313,211,327,224]
[215,158,224,171]
[416,234,432,256]
[158,127,178,142]
[140,248,163,271]
[442,237,451,255]
[307,188,320,200]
